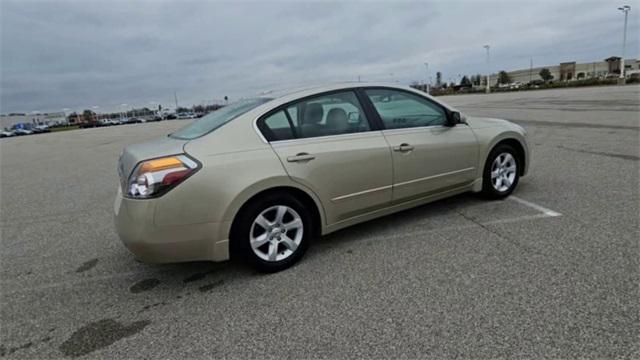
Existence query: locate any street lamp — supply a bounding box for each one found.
[483,45,491,93]
[119,104,128,120]
[60,108,71,125]
[618,5,631,81]
[91,106,100,123]
[424,62,430,94]
[149,101,159,116]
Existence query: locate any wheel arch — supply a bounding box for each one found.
[476,128,528,178]
[225,182,325,248]
[492,138,526,176]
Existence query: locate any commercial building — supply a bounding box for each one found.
[505,57,640,83]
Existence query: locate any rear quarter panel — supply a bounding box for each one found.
[155,113,327,241]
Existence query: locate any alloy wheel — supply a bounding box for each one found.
[491,152,517,192]
[249,205,304,262]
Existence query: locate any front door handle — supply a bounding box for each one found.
[393,143,414,152]
[287,153,316,162]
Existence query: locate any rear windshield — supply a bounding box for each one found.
[169,98,272,140]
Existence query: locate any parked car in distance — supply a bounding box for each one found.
[34,124,51,133]
[27,124,51,133]
[98,119,113,126]
[178,112,197,119]
[115,83,529,272]
[127,117,145,124]
[527,79,545,88]
[0,130,15,137]
[13,128,33,135]
[11,123,35,135]
[165,114,177,120]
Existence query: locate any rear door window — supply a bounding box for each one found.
[259,91,371,141]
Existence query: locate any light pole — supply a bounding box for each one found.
[149,101,158,116]
[92,106,99,123]
[31,110,40,125]
[424,62,430,94]
[62,108,71,125]
[120,104,128,120]
[484,45,491,93]
[618,5,631,82]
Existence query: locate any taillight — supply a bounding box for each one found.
[126,154,199,199]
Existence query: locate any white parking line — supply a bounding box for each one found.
[482,213,551,225]
[509,196,562,217]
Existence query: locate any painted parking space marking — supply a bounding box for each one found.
[508,196,562,217]
[481,213,551,225]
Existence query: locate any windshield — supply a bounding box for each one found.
[169,98,272,140]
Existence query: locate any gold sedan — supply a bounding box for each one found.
[115,83,528,272]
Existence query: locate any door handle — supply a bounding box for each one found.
[393,143,414,152]
[287,153,316,162]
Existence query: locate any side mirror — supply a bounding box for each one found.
[448,111,461,126]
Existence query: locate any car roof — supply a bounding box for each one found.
[248,82,457,116]
[255,82,418,100]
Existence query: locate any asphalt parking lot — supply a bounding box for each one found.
[1,85,638,359]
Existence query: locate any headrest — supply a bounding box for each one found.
[326,108,348,130]
[303,103,324,124]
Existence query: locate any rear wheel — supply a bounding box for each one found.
[481,144,520,199]
[231,192,312,272]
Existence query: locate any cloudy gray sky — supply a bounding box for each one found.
[1,0,639,113]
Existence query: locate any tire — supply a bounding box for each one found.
[231,192,313,273]
[481,144,520,199]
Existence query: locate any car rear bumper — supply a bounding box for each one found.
[113,187,229,263]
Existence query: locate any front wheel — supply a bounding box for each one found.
[481,144,520,199]
[231,193,312,272]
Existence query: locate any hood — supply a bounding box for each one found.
[118,136,189,182]
[465,116,512,129]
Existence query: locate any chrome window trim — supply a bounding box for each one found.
[381,124,447,134]
[269,130,385,146]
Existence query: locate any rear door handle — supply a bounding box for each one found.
[287,153,316,162]
[393,143,414,152]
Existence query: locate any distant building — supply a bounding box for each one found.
[503,57,640,84]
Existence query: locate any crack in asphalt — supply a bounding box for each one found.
[507,119,640,131]
[75,258,99,273]
[557,145,640,161]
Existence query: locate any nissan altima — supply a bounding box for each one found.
[115,83,528,272]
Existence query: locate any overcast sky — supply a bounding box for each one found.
[1,0,639,114]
